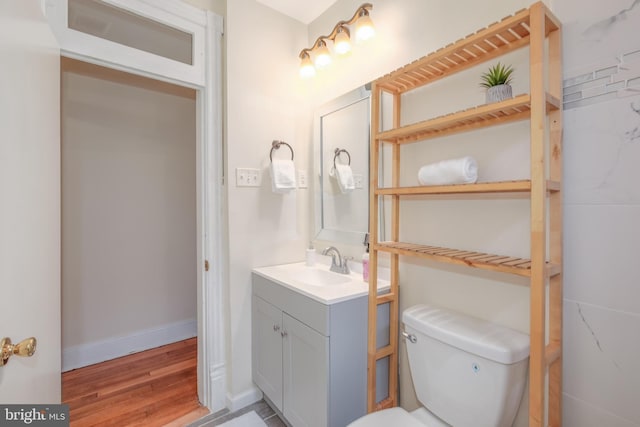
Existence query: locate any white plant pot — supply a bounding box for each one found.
[485,84,513,104]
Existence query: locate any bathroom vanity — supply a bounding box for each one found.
[252,261,389,427]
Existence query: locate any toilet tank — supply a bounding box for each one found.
[402,304,529,427]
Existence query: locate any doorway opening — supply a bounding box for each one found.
[60,57,203,422]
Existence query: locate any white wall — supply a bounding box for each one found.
[224,0,311,407]
[61,69,197,367]
[182,0,225,18]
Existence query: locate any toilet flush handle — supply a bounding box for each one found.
[401,331,417,344]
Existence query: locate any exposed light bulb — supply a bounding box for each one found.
[314,40,332,68]
[334,27,352,55]
[355,12,375,42]
[299,52,316,78]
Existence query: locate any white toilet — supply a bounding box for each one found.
[349,304,530,427]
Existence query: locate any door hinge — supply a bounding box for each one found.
[205,260,210,272]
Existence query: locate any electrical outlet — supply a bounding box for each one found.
[297,170,308,188]
[236,168,261,187]
[354,174,364,189]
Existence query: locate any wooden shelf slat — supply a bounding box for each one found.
[546,93,561,111]
[545,341,562,365]
[376,293,396,304]
[547,263,562,278]
[375,94,559,145]
[375,345,394,360]
[376,94,530,144]
[377,180,531,195]
[543,3,562,33]
[376,180,561,196]
[376,8,534,94]
[374,242,560,278]
[374,397,395,411]
[547,180,561,192]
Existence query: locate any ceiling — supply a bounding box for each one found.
[256,0,338,24]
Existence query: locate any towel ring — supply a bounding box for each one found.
[333,148,351,168]
[270,140,294,162]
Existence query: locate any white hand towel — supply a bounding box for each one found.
[417,156,478,186]
[331,164,355,194]
[270,159,296,193]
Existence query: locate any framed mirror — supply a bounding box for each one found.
[313,86,371,245]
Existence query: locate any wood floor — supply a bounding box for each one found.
[62,338,207,427]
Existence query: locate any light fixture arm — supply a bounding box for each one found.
[298,3,373,59]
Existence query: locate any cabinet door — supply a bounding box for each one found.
[252,296,283,410]
[283,313,329,427]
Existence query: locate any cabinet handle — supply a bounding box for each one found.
[273,325,280,332]
[281,331,287,338]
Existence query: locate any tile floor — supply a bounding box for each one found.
[188,400,287,427]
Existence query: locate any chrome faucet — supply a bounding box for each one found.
[322,246,351,274]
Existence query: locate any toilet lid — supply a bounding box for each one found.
[348,408,426,427]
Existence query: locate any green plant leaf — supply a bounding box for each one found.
[480,62,514,88]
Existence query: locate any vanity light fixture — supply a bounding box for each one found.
[299,52,316,78]
[333,26,352,55]
[314,40,332,68]
[298,3,375,79]
[355,8,375,42]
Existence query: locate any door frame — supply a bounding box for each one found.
[45,0,226,412]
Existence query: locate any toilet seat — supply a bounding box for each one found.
[347,407,426,427]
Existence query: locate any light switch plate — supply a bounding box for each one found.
[236,168,261,187]
[297,170,308,188]
[354,174,364,189]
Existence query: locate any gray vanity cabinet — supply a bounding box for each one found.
[252,272,381,427]
[282,311,329,426]
[253,296,285,410]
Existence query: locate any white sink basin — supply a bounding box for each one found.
[278,264,351,287]
[253,259,389,304]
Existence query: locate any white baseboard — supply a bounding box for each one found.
[226,387,263,413]
[62,319,197,372]
[208,362,227,413]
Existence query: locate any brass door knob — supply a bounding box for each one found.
[1,337,37,367]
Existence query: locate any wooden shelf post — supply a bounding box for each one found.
[547,4,564,426]
[528,3,547,426]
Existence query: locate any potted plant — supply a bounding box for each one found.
[480,62,514,103]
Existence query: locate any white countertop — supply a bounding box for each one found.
[252,256,390,305]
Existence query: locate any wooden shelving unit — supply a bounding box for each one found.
[376,179,561,196]
[374,242,561,278]
[366,2,563,426]
[376,93,560,144]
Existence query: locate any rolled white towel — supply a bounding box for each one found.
[270,159,297,193]
[418,156,478,186]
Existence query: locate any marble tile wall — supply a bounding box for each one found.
[563,50,640,109]
[563,99,640,427]
[559,1,640,425]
